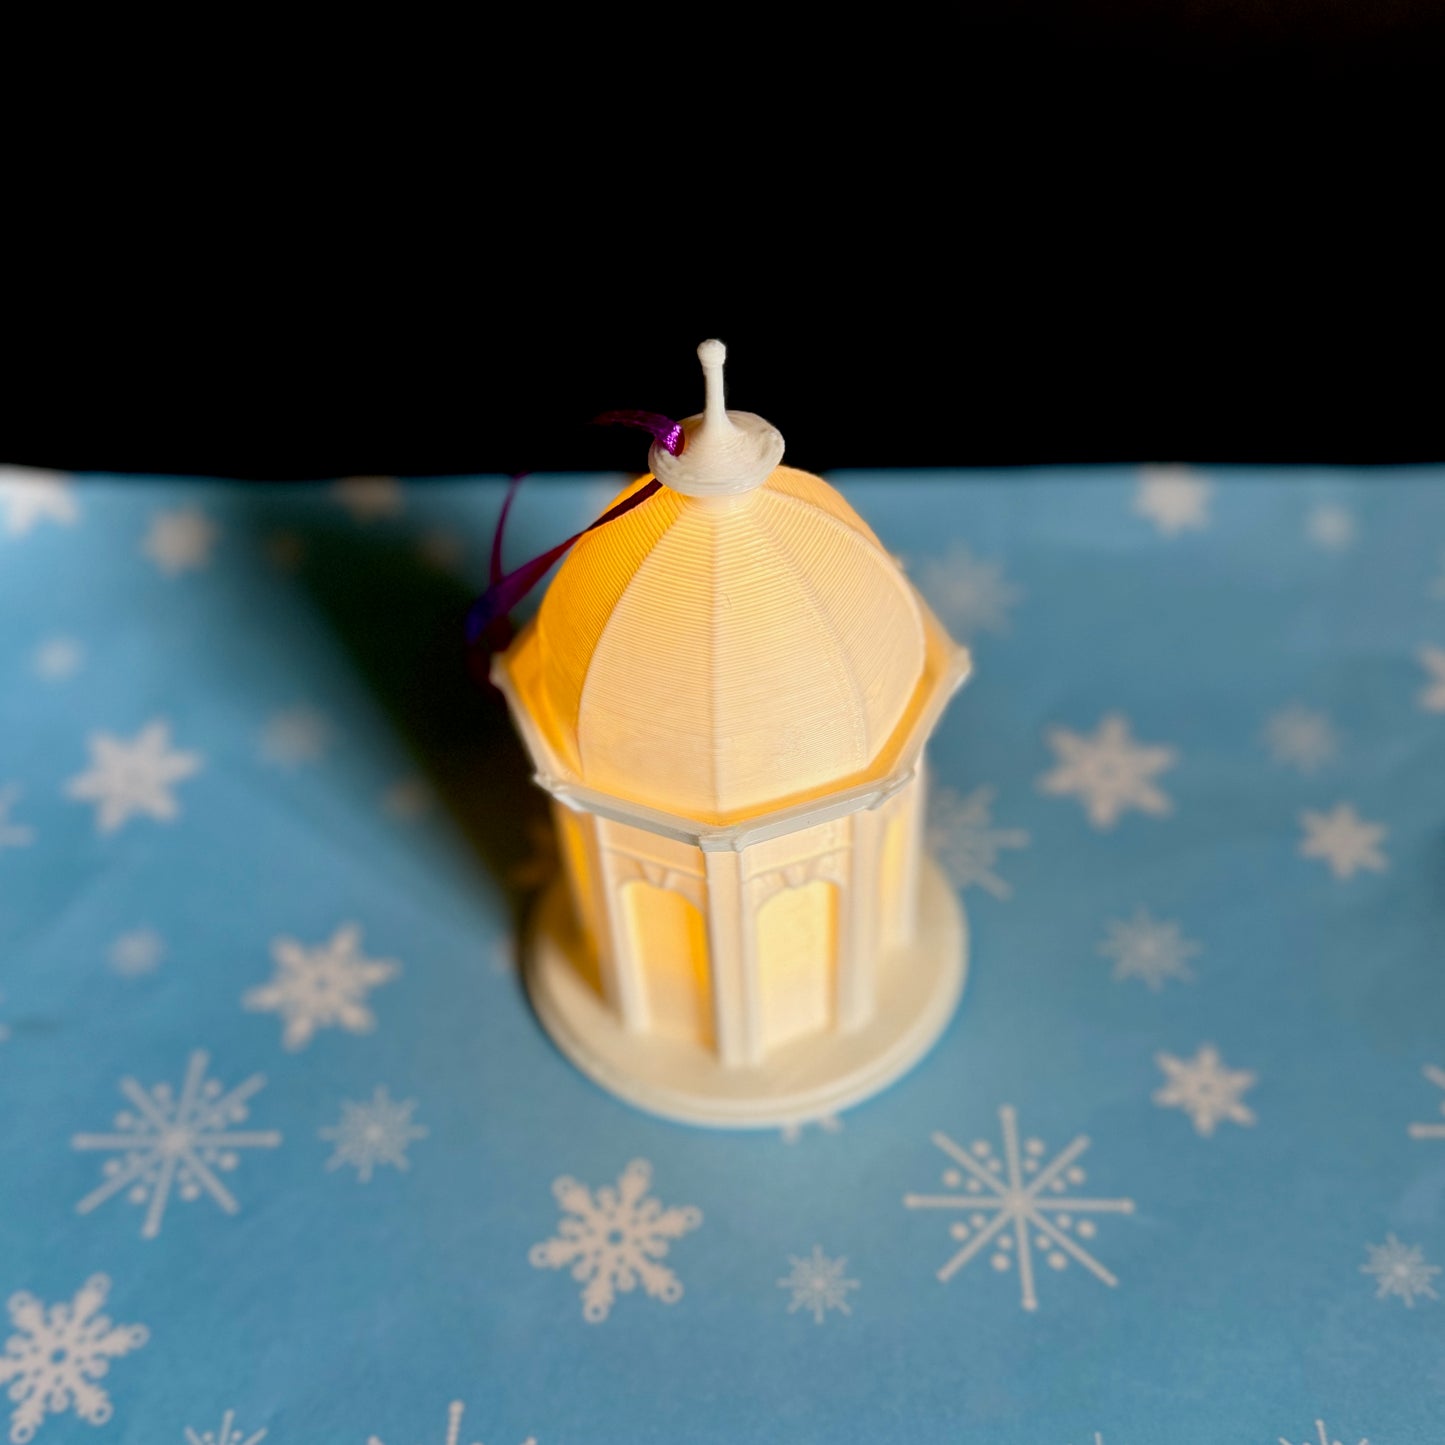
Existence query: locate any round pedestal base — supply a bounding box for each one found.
[524,859,967,1129]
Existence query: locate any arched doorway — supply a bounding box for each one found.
[620,880,712,1047]
[756,880,837,1051]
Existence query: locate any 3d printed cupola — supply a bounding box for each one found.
[494,340,972,1127]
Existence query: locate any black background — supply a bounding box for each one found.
[5,6,1441,479]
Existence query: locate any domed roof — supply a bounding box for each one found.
[503,464,954,823]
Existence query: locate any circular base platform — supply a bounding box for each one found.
[524,859,967,1129]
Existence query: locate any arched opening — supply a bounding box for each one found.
[756,880,837,1051]
[620,880,712,1047]
[880,805,909,947]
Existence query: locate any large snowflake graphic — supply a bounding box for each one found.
[0,467,79,538]
[320,1087,427,1181]
[1420,645,1445,713]
[0,1274,147,1443]
[1153,1044,1257,1136]
[259,706,334,768]
[108,928,165,978]
[65,720,204,834]
[367,1399,534,1445]
[777,1246,859,1323]
[31,636,83,681]
[1038,713,1177,830]
[903,1106,1136,1311]
[1263,705,1338,773]
[780,1113,843,1144]
[1279,1420,1368,1445]
[1360,1234,1439,1307]
[529,1158,702,1323]
[1298,804,1388,881]
[73,1049,281,1238]
[0,785,34,850]
[185,1408,267,1445]
[243,923,398,1051]
[143,507,218,574]
[927,786,1030,899]
[916,544,1023,640]
[1133,465,1211,536]
[1408,1063,1445,1140]
[1098,908,1199,990]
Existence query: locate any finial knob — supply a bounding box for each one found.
[649,339,784,499]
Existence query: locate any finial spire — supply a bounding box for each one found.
[649,339,784,499]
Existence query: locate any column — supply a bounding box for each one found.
[837,806,882,1031]
[588,821,647,1032]
[703,847,762,1066]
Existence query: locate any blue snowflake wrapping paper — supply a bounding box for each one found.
[1,464,1444,1445]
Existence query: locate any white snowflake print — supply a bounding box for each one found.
[243,924,398,1051]
[1038,714,1177,830]
[780,1114,843,1145]
[320,1087,427,1181]
[778,1246,859,1323]
[73,1049,281,1239]
[1306,502,1356,551]
[1263,705,1338,773]
[31,636,83,680]
[367,1399,535,1445]
[65,720,203,834]
[1419,644,1445,713]
[916,543,1023,640]
[0,466,79,538]
[185,1408,267,1445]
[382,775,435,822]
[927,786,1030,899]
[1098,909,1199,991]
[108,928,165,978]
[334,475,404,522]
[1360,1233,1439,1308]
[143,507,218,574]
[0,786,34,850]
[259,706,334,768]
[1298,804,1388,881]
[264,530,305,572]
[903,1105,1136,1312]
[416,528,465,572]
[1133,464,1211,536]
[529,1158,702,1323]
[0,1275,147,1444]
[1279,1421,1368,1445]
[1408,1063,1445,1140]
[1153,1044,1257,1136]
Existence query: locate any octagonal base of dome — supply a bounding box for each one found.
[523,861,967,1129]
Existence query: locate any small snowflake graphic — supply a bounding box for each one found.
[0,786,34,850]
[1153,1044,1257,1136]
[0,1275,147,1444]
[108,928,165,978]
[1306,503,1356,551]
[1098,909,1199,990]
[780,1114,843,1144]
[1038,713,1177,830]
[334,475,404,522]
[1361,1234,1439,1307]
[65,720,204,834]
[31,636,83,680]
[903,1105,1136,1312]
[367,1399,534,1445]
[1263,705,1338,773]
[927,786,1030,899]
[1298,804,1388,880]
[916,544,1023,640]
[1133,464,1211,536]
[259,706,334,768]
[1279,1421,1368,1445]
[185,1408,267,1445]
[0,466,79,538]
[1420,645,1445,713]
[778,1246,859,1323]
[1408,1063,1445,1140]
[320,1087,427,1181]
[143,507,218,574]
[73,1049,281,1238]
[529,1158,702,1323]
[243,923,398,1051]
[382,776,435,822]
